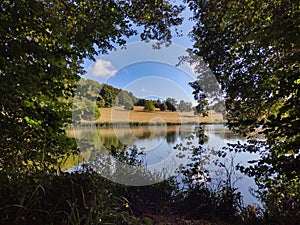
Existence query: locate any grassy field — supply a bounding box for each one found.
[96,106,225,124]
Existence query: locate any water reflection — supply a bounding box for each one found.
[70,124,259,204]
[72,124,245,172]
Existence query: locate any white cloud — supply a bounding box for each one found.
[141,87,153,94]
[89,59,117,78]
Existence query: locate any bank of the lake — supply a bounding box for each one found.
[76,106,226,126]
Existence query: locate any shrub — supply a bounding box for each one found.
[144,101,155,112]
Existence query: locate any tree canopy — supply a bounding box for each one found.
[0,0,183,173]
[187,0,300,219]
[144,100,155,112]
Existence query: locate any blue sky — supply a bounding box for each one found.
[106,61,195,102]
[81,2,201,104]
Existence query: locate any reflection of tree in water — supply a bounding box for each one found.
[195,126,209,144]
[203,125,245,141]
[176,126,237,188]
[101,135,120,148]
[175,126,210,185]
[213,130,245,140]
[178,126,195,142]
[133,129,151,139]
[165,130,177,144]
[89,132,136,161]
[176,125,245,208]
[74,126,204,166]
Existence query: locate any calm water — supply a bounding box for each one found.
[72,124,260,205]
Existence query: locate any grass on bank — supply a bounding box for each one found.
[84,106,226,126]
[0,170,264,225]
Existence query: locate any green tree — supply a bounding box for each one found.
[165,97,177,111]
[73,79,101,122]
[73,99,100,121]
[144,100,155,112]
[189,81,209,116]
[0,0,183,173]
[96,95,106,108]
[187,0,300,220]
[118,91,134,110]
[124,102,133,111]
[99,84,117,107]
[135,98,147,106]
[159,102,168,111]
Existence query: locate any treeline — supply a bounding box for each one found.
[75,79,194,119]
[95,80,194,113]
[73,79,137,121]
[136,98,193,112]
[97,83,137,110]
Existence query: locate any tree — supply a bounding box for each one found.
[73,79,101,122]
[96,95,106,108]
[178,100,193,112]
[185,102,193,112]
[189,81,209,116]
[165,98,177,111]
[187,0,300,219]
[159,102,168,111]
[144,100,155,112]
[210,100,226,116]
[153,99,161,108]
[177,100,185,112]
[99,84,118,107]
[135,99,147,106]
[0,0,183,173]
[117,91,134,110]
[73,99,100,121]
[124,102,133,111]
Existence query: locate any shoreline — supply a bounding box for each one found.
[74,120,227,127]
[72,107,226,127]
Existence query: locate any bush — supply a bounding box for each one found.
[144,101,155,112]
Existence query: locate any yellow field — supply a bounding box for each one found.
[97,106,225,124]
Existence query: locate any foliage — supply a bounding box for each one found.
[97,83,136,109]
[134,98,192,112]
[165,97,177,111]
[0,0,184,173]
[135,98,147,107]
[189,81,209,116]
[187,0,300,222]
[73,79,101,122]
[118,91,134,110]
[143,100,155,112]
[96,95,105,108]
[0,124,270,225]
[124,102,134,111]
[0,171,141,225]
[159,102,168,111]
[210,100,226,116]
[153,99,161,108]
[177,100,193,112]
[99,83,119,107]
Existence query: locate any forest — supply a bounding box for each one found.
[0,0,299,224]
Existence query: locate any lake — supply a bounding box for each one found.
[71,124,260,205]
